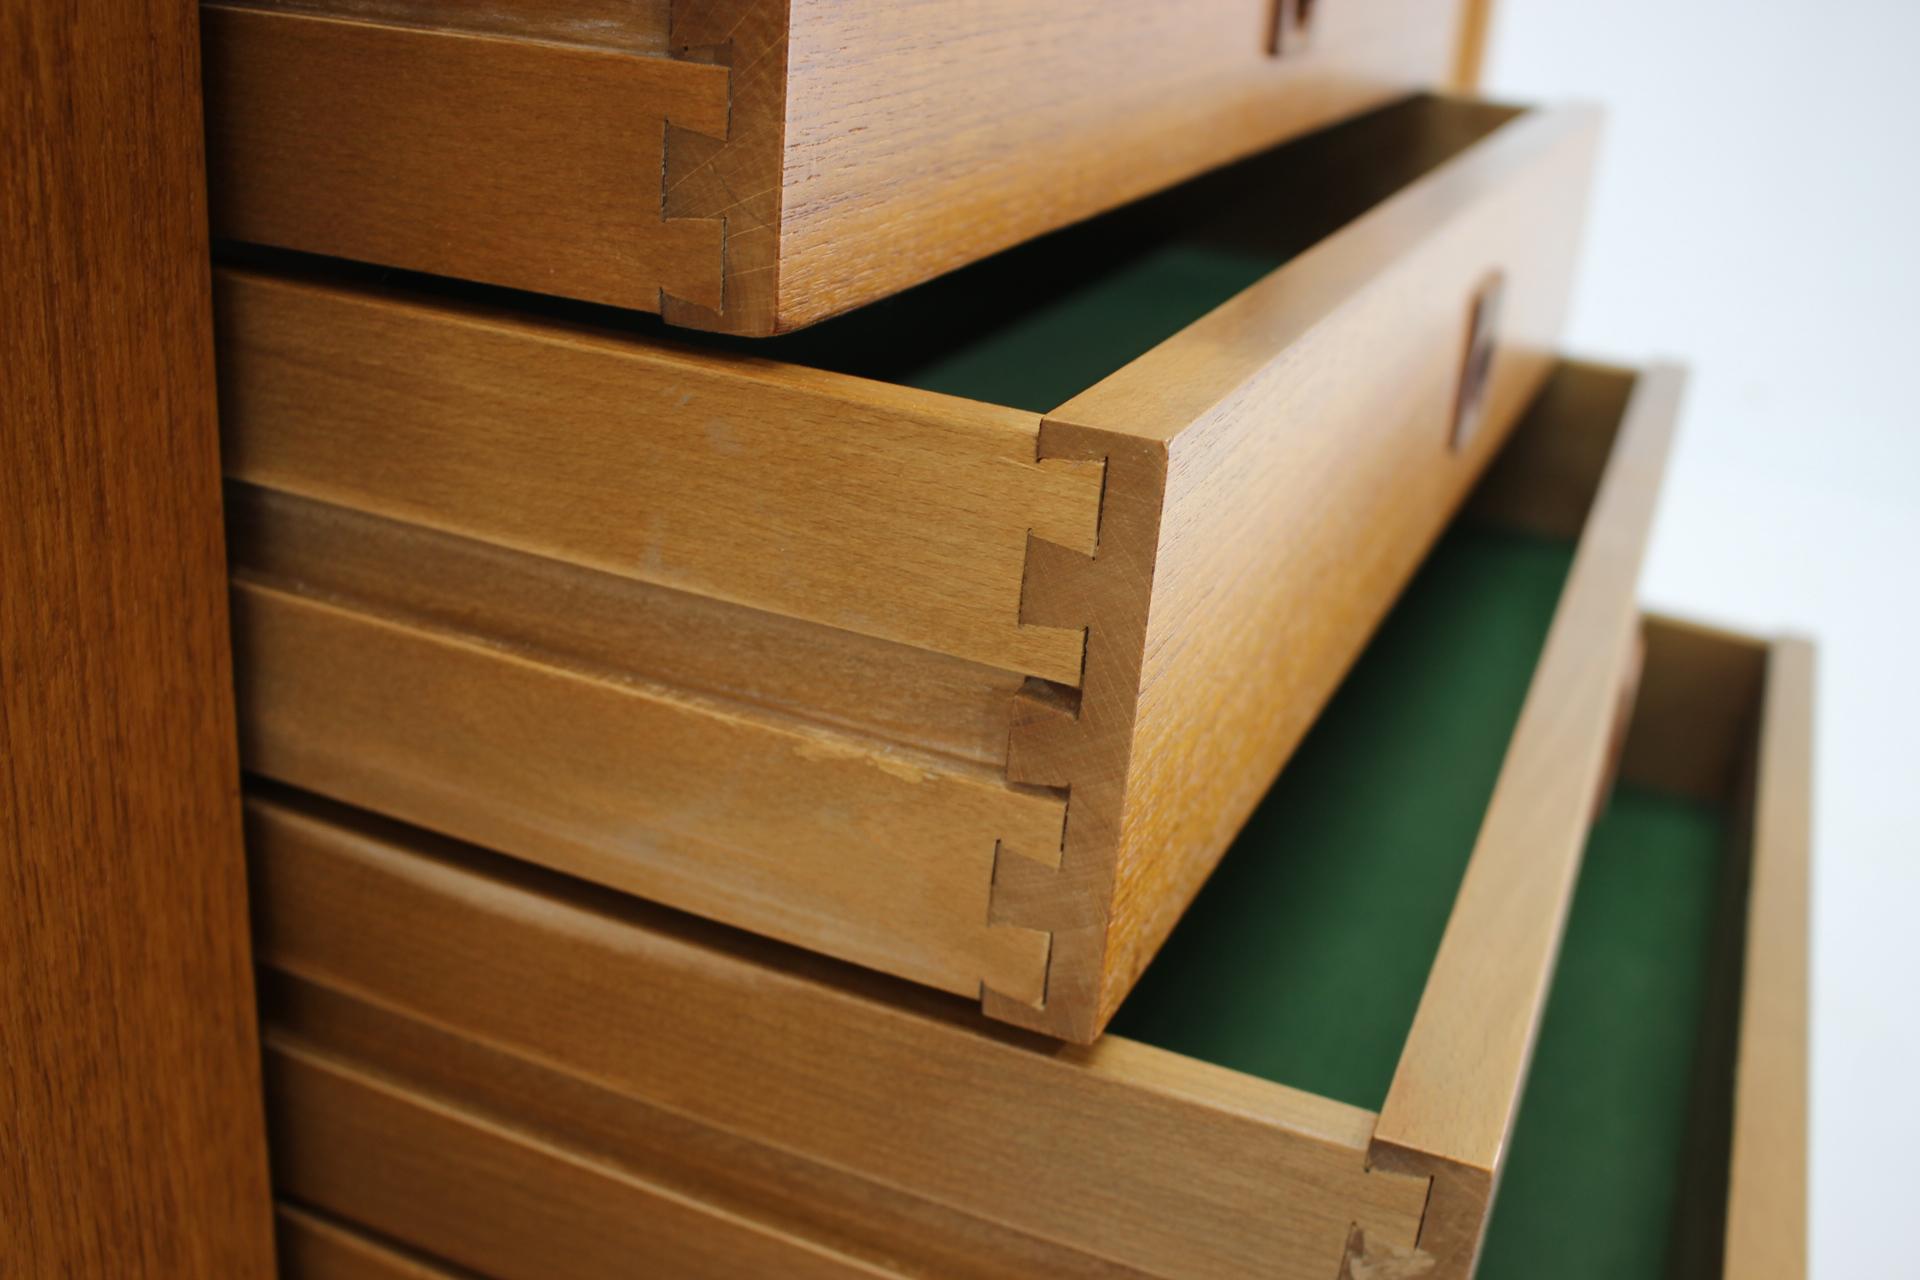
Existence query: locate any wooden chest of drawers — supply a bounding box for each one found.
[201,0,1468,333]
[241,367,1810,1279]
[219,97,1597,1041]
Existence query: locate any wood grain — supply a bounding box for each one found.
[232,579,1063,1003]
[203,0,1465,332]
[771,0,1466,331]
[661,0,789,332]
[278,1204,468,1280]
[266,972,1153,1280]
[202,3,731,311]
[246,790,1431,1280]
[234,0,674,52]
[267,1038,893,1280]
[1367,367,1685,1279]
[994,104,1601,1039]
[228,481,1025,768]
[1723,636,1813,1280]
[214,268,1102,684]
[0,0,274,1271]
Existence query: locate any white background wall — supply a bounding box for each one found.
[1481,1,1919,1272]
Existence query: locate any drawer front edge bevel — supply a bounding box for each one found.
[1367,366,1686,1280]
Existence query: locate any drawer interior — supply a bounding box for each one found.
[1108,361,1629,1103]
[718,94,1522,411]
[1480,618,1779,1279]
[1477,781,1740,1278]
[1109,520,1573,1105]
[1103,376,1761,1272]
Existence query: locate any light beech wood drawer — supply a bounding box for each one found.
[243,364,1818,1280]
[222,98,1599,1043]
[201,0,1468,335]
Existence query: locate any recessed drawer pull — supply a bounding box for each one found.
[1268,0,1318,55]
[1453,269,1507,452]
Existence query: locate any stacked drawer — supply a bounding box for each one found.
[205,6,1810,1278]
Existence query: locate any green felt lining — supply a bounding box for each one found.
[1110,523,1577,1108]
[1478,787,1738,1279]
[1106,519,1744,1278]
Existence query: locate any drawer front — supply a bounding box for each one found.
[1000,102,1600,1037]
[222,102,1600,1040]
[203,0,1465,334]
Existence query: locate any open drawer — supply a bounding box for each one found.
[221,98,1598,1042]
[251,614,1812,1279]
[201,0,1469,334]
[242,363,1816,1279]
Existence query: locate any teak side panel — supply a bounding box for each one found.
[247,793,1431,1280]
[202,3,735,313]
[266,1043,888,1280]
[267,974,1157,1280]
[1367,368,1685,1280]
[214,269,1102,685]
[1723,638,1813,1280]
[0,0,276,1272]
[232,581,1062,1003]
[228,482,1025,769]
[773,0,1467,330]
[994,107,1601,1039]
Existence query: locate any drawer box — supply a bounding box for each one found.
[202,0,1468,334]
[240,363,1813,1280]
[255,612,1811,1280]
[221,98,1597,1042]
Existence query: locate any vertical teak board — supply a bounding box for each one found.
[2,0,275,1272]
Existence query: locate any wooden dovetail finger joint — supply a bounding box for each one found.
[1339,1222,1439,1280]
[663,0,788,331]
[1362,1143,1489,1280]
[984,425,1167,1035]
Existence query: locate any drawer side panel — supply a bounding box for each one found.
[247,792,1430,1280]
[232,581,1061,1003]
[203,4,738,314]
[214,269,1103,684]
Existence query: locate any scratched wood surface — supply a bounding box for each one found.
[1,0,274,1272]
